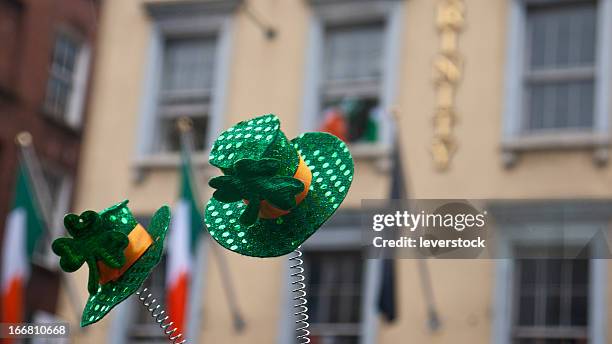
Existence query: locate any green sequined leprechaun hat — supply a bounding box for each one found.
[52,200,170,326]
[204,114,354,257]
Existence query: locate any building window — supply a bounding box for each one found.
[502,0,612,155]
[155,35,216,153]
[44,31,90,128]
[512,256,589,343]
[45,33,78,119]
[139,1,237,163]
[279,211,381,344]
[491,203,608,343]
[524,1,597,132]
[320,22,384,144]
[303,250,363,344]
[302,0,404,156]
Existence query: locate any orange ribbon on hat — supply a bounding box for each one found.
[248,155,312,219]
[97,224,153,284]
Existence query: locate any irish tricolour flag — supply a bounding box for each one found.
[166,152,202,335]
[1,163,45,326]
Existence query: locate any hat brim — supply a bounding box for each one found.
[80,205,171,327]
[205,132,354,257]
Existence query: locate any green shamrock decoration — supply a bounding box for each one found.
[52,210,129,294]
[205,114,355,257]
[209,158,305,226]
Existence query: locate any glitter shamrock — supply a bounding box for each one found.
[209,158,305,226]
[52,210,129,295]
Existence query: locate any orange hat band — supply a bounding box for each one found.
[254,154,312,219]
[98,223,153,284]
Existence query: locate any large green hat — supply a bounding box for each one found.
[52,200,170,326]
[205,114,354,257]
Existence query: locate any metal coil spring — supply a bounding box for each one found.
[289,248,310,344]
[136,287,187,344]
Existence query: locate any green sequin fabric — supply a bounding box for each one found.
[52,200,171,327]
[205,114,354,257]
[209,114,298,177]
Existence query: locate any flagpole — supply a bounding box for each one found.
[416,259,441,332]
[177,118,246,340]
[208,239,246,332]
[387,112,442,332]
[15,133,52,226]
[14,132,84,328]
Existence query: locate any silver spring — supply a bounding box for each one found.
[289,247,310,344]
[135,287,187,344]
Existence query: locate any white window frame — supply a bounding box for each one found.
[301,0,404,159]
[135,0,237,169]
[491,204,608,344]
[44,28,91,129]
[502,0,612,156]
[277,213,383,344]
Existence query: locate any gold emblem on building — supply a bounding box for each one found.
[432,0,465,171]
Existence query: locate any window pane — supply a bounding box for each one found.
[526,81,594,130]
[570,295,588,326]
[162,37,216,92]
[571,259,589,286]
[546,259,562,286]
[303,251,363,342]
[513,256,590,342]
[515,341,584,344]
[324,23,384,81]
[51,34,78,75]
[45,77,71,119]
[545,292,561,325]
[513,340,537,344]
[524,1,596,132]
[519,259,537,286]
[308,336,359,344]
[518,294,536,326]
[155,36,215,154]
[320,22,384,145]
[45,33,79,119]
[528,2,596,70]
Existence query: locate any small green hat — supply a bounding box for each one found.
[205,114,354,257]
[52,200,170,326]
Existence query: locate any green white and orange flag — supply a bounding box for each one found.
[1,162,45,325]
[166,150,203,335]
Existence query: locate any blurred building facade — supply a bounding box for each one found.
[0,0,99,325]
[59,0,612,344]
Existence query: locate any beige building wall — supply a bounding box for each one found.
[57,0,612,343]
